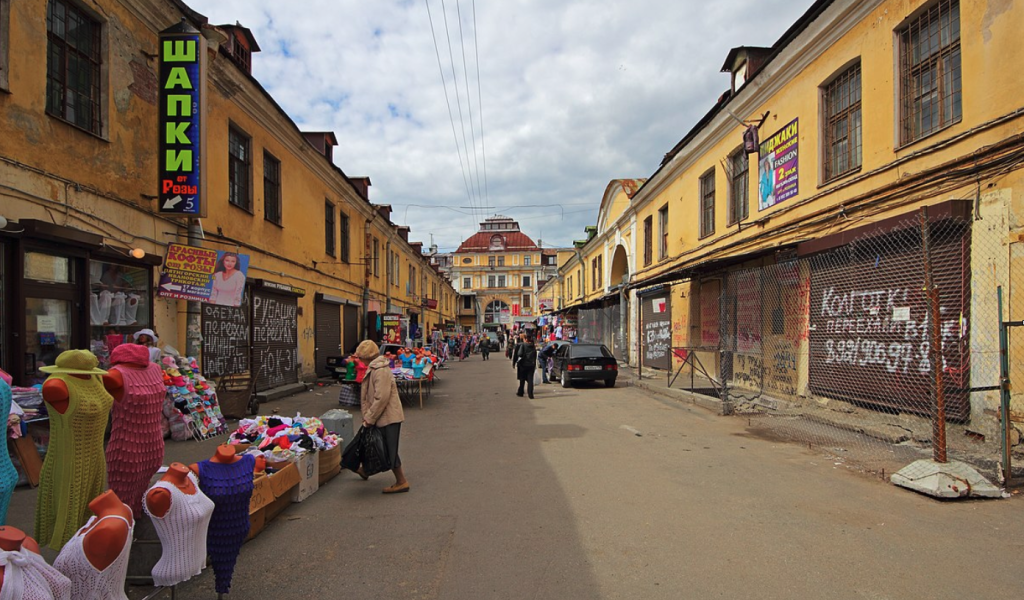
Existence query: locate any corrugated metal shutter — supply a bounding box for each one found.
[314,300,342,377]
[251,289,299,391]
[343,305,359,355]
[808,218,970,420]
[641,293,671,370]
[201,289,249,377]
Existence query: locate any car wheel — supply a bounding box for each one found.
[604,378,615,388]
[561,370,571,388]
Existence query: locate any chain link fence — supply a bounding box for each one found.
[671,208,1022,482]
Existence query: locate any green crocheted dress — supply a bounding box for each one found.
[34,374,112,550]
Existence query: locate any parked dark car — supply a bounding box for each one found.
[550,343,618,388]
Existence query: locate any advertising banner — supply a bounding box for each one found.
[758,118,799,211]
[158,244,250,306]
[381,314,402,344]
[158,24,203,216]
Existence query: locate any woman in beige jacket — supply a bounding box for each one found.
[355,340,410,494]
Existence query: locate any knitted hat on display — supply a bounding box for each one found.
[355,340,380,361]
[110,343,150,368]
[39,350,107,375]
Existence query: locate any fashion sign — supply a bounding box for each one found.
[758,118,799,212]
[158,244,250,307]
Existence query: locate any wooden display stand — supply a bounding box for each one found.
[9,436,42,487]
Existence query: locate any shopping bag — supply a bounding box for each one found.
[360,426,391,477]
[341,426,365,472]
[533,368,541,386]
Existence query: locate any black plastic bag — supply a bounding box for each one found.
[341,426,365,472]
[360,426,391,477]
[341,425,391,477]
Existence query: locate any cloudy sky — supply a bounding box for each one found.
[187,0,816,252]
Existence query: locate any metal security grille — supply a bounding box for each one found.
[899,0,961,145]
[46,0,102,134]
[201,291,250,378]
[314,301,341,378]
[343,305,359,355]
[823,62,862,181]
[676,209,1019,480]
[251,290,298,391]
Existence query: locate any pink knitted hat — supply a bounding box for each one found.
[110,343,151,368]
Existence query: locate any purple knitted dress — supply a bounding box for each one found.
[106,344,166,519]
[197,454,255,594]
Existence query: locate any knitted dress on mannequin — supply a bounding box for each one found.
[0,380,19,525]
[0,546,72,599]
[34,375,112,551]
[197,454,255,595]
[53,513,134,600]
[106,345,165,519]
[142,472,214,587]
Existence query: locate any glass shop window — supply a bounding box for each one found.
[88,260,153,369]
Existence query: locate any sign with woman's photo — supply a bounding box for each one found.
[158,243,250,307]
[758,118,799,211]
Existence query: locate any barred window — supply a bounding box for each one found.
[339,211,350,263]
[228,127,251,210]
[324,200,335,257]
[823,63,862,181]
[700,169,716,239]
[643,216,653,266]
[263,152,281,224]
[728,149,749,225]
[46,0,102,135]
[898,0,961,145]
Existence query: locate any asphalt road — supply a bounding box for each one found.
[169,356,1024,599]
[10,354,1021,599]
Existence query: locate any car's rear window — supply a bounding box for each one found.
[572,345,610,358]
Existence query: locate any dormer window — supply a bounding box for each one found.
[218,23,261,76]
[489,234,505,251]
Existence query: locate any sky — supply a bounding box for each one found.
[186,0,817,253]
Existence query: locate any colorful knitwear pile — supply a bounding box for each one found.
[35,374,113,551]
[107,359,166,520]
[197,454,256,595]
[160,356,227,441]
[228,415,341,463]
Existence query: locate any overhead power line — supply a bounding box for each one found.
[472,0,489,207]
[440,0,480,220]
[424,0,476,217]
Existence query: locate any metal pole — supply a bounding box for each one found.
[920,207,947,463]
[998,286,1012,484]
[185,218,203,359]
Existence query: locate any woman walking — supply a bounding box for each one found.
[355,340,410,494]
[513,332,537,399]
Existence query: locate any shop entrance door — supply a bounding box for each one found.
[21,251,84,385]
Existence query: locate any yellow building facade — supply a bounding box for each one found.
[0,0,455,390]
[563,0,1024,440]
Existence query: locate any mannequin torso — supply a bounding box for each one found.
[42,372,123,414]
[145,463,197,519]
[0,527,40,588]
[78,491,133,571]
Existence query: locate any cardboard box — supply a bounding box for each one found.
[319,465,341,486]
[290,452,320,503]
[247,462,300,541]
[318,445,342,486]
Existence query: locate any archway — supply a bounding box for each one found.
[484,300,509,325]
[610,245,629,287]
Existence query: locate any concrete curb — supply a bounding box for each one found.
[631,376,731,416]
[255,382,309,402]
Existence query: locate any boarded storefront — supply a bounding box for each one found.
[640,289,671,370]
[314,293,343,378]
[251,280,303,392]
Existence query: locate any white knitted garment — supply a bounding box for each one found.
[109,293,126,328]
[143,473,214,587]
[0,548,71,600]
[53,515,133,600]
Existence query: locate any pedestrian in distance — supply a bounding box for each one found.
[355,340,410,494]
[481,338,490,361]
[539,341,558,384]
[513,332,537,399]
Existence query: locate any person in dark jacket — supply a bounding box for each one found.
[538,342,558,384]
[513,333,537,399]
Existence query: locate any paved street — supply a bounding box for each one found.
[8,354,1023,599]
[179,356,1023,599]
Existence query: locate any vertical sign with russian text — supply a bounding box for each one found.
[758,118,799,212]
[159,25,202,215]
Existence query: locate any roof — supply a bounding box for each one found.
[455,231,539,253]
[720,46,771,72]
